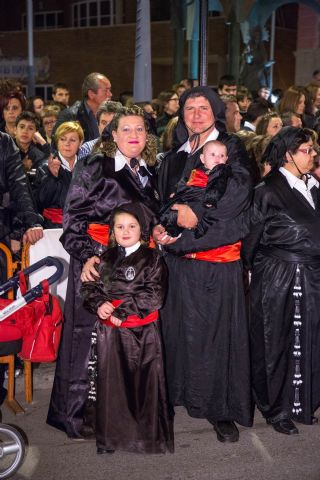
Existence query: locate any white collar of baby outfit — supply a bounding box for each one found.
[124,241,141,257]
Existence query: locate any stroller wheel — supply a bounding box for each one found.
[0,424,25,479]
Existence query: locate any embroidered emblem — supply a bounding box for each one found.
[125,266,135,281]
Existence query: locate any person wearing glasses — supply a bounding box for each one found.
[242,127,320,436]
[53,72,112,142]
[156,90,180,137]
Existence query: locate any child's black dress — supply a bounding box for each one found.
[81,244,174,454]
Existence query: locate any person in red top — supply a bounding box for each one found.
[80,203,173,455]
[160,140,231,238]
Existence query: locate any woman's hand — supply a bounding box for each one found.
[81,256,100,282]
[152,224,178,245]
[109,315,122,327]
[171,204,198,229]
[97,301,115,319]
[48,155,61,177]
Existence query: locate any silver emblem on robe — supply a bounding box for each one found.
[125,266,135,281]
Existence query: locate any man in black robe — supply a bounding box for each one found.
[155,87,254,442]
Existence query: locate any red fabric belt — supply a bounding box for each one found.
[186,169,208,188]
[43,208,63,224]
[184,241,242,263]
[100,299,158,328]
[87,223,109,246]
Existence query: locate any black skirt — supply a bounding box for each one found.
[95,321,174,454]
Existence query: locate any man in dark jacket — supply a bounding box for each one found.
[53,72,112,142]
[0,131,44,402]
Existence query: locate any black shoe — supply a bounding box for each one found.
[270,419,299,435]
[213,421,239,443]
[311,416,318,425]
[96,447,115,454]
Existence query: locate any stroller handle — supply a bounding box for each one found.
[0,256,64,296]
[22,256,63,285]
[0,256,64,322]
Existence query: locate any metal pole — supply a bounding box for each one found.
[199,0,208,86]
[27,0,35,96]
[133,0,152,102]
[269,10,276,93]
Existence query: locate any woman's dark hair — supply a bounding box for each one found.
[0,90,26,117]
[262,126,314,169]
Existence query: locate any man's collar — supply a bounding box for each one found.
[177,127,219,153]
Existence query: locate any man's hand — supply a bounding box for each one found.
[171,204,198,229]
[23,227,43,245]
[48,155,61,177]
[22,157,33,171]
[80,256,100,282]
[97,301,115,319]
[152,224,178,245]
[10,239,21,253]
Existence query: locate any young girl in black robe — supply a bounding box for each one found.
[81,204,174,454]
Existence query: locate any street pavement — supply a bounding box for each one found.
[2,363,320,480]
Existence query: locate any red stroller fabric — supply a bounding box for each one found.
[18,279,64,362]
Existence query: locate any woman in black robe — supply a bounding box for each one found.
[47,106,159,438]
[155,87,254,442]
[242,127,320,434]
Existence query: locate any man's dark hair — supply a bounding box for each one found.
[280,111,300,127]
[52,82,69,94]
[15,111,40,130]
[312,70,320,77]
[96,100,122,123]
[245,99,270,123]
[218,75,236,89]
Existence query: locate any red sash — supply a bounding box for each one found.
[87,224,109,246]
[100,299,158,328]
[43,208,63,224]
[186,169,208,188]
[184,241,241,263]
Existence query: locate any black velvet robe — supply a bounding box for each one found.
[46,153,159,438]
[157,133,254,427]
[80,246,173,453]
[241,170,320,425]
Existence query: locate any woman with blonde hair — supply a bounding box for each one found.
[33,121,84,228]
[47,105,160,438]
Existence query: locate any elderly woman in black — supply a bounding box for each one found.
[242,127,320,435]
[47,106,159,438]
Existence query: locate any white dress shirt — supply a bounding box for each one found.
[279,167,319,209]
